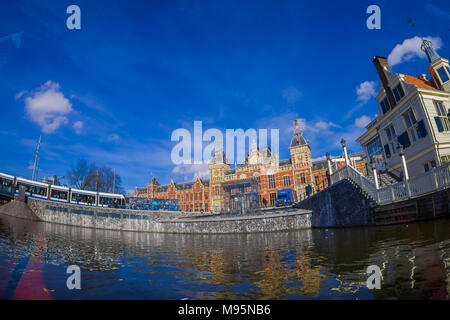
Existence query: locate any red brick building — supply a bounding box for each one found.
[134,119,367,212]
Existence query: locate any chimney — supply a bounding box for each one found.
[372,56,397,109]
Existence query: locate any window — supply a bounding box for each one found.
[437,67,449,83]
[434,101,450,132]
[268,174,276,189]
[385,125,397,155]
[283,175,291,187]
[384,144,391,158]
[424,160,437,172]
[416,120,428,139]
[402,109,418,143]
[393,84,405,102]
[441,155,450,164]
[435,101,448,116]
[300,172,306,184]
[315,175,320,185]
[366,137,383,158]
[270,192,277,206]
[380,98,391,114]
[397,131,411,149]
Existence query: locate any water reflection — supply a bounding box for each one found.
[0,213,449,299]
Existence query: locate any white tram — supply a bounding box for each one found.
[0,172,125,207]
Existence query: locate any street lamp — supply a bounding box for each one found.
[396,142,409,181]
[341,138,349,167]
[95,170,100,207]
[370,156,379,189]
[396,142,404,156]
[326,152,332,182]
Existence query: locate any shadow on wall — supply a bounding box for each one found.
[296,180,376,228]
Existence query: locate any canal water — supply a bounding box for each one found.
[0,213,449,300]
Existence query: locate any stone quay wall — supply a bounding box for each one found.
[23,197,312,234]
[296,179,376,227]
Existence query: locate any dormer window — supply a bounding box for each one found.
[437,66,450,83]
[380,97,391,114]
[392,84,405,102]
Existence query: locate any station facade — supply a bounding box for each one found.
[134,119,367,212]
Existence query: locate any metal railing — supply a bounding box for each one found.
[330,162,450,205]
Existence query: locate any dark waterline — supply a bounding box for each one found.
[0,213,449,300]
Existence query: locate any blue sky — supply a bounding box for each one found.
[0,0,449,192]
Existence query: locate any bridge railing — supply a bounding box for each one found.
[330,161,450,206]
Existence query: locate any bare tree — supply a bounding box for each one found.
[66,160,124,194]
[66,159,89,189]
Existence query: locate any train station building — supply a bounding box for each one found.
[134,120,367,213]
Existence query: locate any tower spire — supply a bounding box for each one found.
[290,117,308,148]
[421,38,440,63]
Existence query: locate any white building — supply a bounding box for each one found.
[357,39,450,179]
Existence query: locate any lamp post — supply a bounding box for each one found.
[326,152,332,174]
[95,170,100,207]
[370,156,379,189]
[326,152,332,185]
[341,138,349,167]
[396,143,409,181]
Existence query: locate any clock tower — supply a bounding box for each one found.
[209,136,230,212]
[289,118,314,200]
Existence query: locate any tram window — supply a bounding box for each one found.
[0,178,12,186]
[33,186,47,196]
[72,193,96,205]
[51,189,68,200]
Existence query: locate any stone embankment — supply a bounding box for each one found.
[0,197,312,234]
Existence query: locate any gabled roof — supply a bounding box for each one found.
[290,127,308,148]
[403,75,437,90]
[149,177,159,185]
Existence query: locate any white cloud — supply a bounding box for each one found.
[344,81,377,119]
[356,81,377,104]
[21,81,73,133]
[172,163,209,180]
[311,155,326,162]
[73,121,84,134]
[282,87,302,104]
[388,36,442,66]
[354,115,372,128]
[307,120,341,132]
